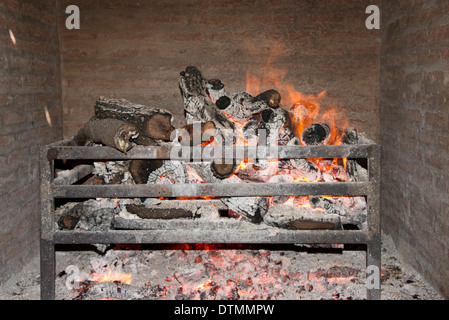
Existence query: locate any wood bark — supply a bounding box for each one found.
[74,117,138,153]
[94,97,175,141]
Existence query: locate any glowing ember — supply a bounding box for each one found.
[90,269,132,285]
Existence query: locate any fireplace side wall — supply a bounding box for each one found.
[380,0,449,298]
[57,0,381,141]
[0,0,62,284]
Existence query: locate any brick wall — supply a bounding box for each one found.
[58,0,381,141]
[380,0,449,298]
[0,0,62,284]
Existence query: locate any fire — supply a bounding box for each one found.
[90,269,132,285]
[244,55,352,183]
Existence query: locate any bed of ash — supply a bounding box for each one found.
[0,234,443,300]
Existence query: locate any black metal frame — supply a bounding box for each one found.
[40,138,381,300]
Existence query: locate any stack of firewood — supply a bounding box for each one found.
[68,66,368,231]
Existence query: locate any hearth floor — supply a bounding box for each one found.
[0,233,443,300]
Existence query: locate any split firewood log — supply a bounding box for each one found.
[73,117,139,153]
[94,97,175,141]
[179,66,235,144]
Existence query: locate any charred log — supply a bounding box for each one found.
[253,107,289,169]
[94,97,175,141]
[301,123,331,146]
[253,89,281,108]
[74,117,138,153]
[177,121,216,146]
[206,79,226,102]
[125,204,194,220]
[129,159,164,184]
[309,196,348,216]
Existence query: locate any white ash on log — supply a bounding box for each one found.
[301,123,331,146]
[94,97,175,141]
[268,175,294,204]
[93,161,133,185]
[286,138,322,182]
[56,199,116,231]
[341,127,361,182]
[205,79,226,103]
[253,107,290,169]
[216,90,279,122]
[263,204,342,230]
[146,160,188,185]
[309,196,348,216]
[73,117,139,153]
[219,176,269,224]
[179,66,235,144]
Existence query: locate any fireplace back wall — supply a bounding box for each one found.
[57,0,381,141]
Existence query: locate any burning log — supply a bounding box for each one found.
[146,160,188,185]
[287,138,322,182]
[221,196,268,224]
[217,175,269,223]
[301,123,331,146]
[177,121,216,146]
[253,108,290,169]
[253,89,281,109]
[74,117,138,153]
[263,204,342,230]
[211,159,238,180]
[217,90,279,122]
[94,97,175,141]
[309,196,348,216]
[179,66,235,144]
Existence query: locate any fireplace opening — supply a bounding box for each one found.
[1,0,447,301]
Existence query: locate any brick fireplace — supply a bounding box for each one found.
[1,0,448,299]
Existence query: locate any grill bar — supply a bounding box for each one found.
[40,139,381,300]
[52,182,374,199]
